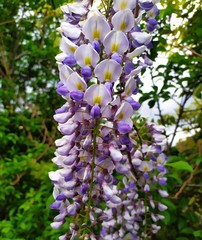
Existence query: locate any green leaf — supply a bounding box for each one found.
[186,211,199,223]
[193,230,202,237]
[181,227,194,234]
[193,84,202,98]
[161,199,176,212]
[139,93,151,103]
[148,99,156,108]
[195,28,202,37]
[182,1,190,9]
[167,172,183,184]
[167,156,185,163]
[196,156,202,165]
[178,219,187,231]
[166,161,193,172]
[161,211,171,225]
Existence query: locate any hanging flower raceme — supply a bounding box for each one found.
[50,0,168,239]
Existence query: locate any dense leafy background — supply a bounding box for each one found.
[0,0,201,239]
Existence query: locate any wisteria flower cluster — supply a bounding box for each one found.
[49,0,168,239]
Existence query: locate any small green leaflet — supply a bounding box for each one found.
[166,161,193,172]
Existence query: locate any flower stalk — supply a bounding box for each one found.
[86,119,99,222]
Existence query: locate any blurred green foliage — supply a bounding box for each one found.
[0,0,201,239]
[149,0,202,239]
[0,0,71,239]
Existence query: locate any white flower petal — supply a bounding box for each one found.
[84,84,112,106]
[49,171,61,182]
[60,36,78,55]
[112,9,134,32]
[55,52,67,62]
[58,64,73,84]
[131,32,152,45]
[82,15,110,41]
[61,2,87,15]
[114,101,134,121]
[74,44,100,67]
[126,45,146,59]
[113,0,137,11]
[109,146,123,161]
[139,161,153,172]
[60,22,81,39]
[158,202,168,211]
[103,183,114,198]
[124,77,137,97]
[51,221,63,229]
[104,30,129,55]
[94,59,122,82]
[53,112,72,124]
[64,72,87,92]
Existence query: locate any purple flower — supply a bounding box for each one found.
[125,97,141,110]
[139,1,154,11]
[147,18,158,32]
[81,66,92,80]
[111,53,123,64]
[56,82,69,96]
[124,61,135,75]
[90,105,101,118]
[70,90,84,101]
[92,40,101,53]
[63,55,77,66]
[50,1,168,239]
[117,121,132,134]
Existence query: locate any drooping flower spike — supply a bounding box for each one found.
[50,0,168,239]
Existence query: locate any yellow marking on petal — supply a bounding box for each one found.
[111,43,119,53]
[101,166,107,171]
[69,46,76,53]
[120,0,127,10]
[93,96,102,105]
[126,87,131,96]
[157,159,162,164]
[84,56,92,66]
[93,29,101,40]
[143,166,149,172]
[80,155,87,161]
[120,21,126,31]
[76,82,84,91]
[104,71,112,81]
[118,112,124,120]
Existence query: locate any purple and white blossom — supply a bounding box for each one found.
[50,0,168,239]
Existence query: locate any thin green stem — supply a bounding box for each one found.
[134,0,140,18]
[101,0,108,15]
[143,193,149,240]
[133,123,143,146]
[85,119,99,223]
[127,151,137,175]
[106,0,113,18]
